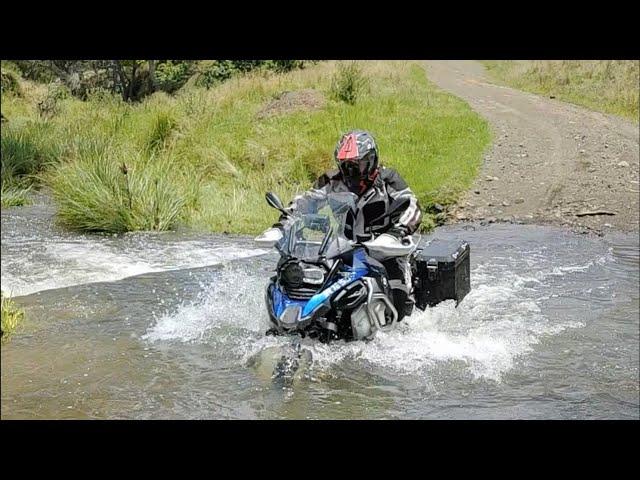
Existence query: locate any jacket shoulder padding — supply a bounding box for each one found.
[378,166,409,191]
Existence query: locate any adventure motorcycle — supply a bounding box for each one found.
[254,191,471,344]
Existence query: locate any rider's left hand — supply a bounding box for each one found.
[385,227,407,240]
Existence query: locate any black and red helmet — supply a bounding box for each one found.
[334,130,379,191]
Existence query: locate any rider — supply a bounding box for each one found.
[271,130,423,319]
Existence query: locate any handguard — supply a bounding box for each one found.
[254,227,283,247]
[363,233,418,258]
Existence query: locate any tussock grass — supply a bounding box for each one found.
[49,144,194,232]
[2,61,491,233]
[1,121,61,176]
[1,178,32,207]
[1,292,24,342]
[483,60,639,122]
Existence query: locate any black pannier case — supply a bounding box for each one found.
[414,239,470,310]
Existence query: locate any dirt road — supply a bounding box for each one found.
[424,61,639,234]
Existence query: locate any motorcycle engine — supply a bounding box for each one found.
[350,298,395,341]
[350,304,375,340]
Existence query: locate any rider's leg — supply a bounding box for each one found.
[382,256,415,321]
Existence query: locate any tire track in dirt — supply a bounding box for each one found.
[424,60,639,234]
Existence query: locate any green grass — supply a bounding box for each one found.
[1,292,24,342]
[1,66,63,207]
[49,145,195,232]
[482,60,639,122]
[1,181,31,207]
[1,61,492,233]
[186,61,491,233]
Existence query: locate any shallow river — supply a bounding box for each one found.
[1,199,638,419]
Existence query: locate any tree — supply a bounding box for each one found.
[12,60,156,101]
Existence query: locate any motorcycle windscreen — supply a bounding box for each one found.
[278,192,357,260]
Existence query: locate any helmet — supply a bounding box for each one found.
[334,130,379,193]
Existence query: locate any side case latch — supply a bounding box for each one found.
[426,258,438,281]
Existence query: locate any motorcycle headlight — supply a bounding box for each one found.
[302,266,325,285]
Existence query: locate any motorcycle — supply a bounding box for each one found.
[254,190,423,343]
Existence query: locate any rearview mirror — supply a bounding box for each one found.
[266,192,284,210]
[265,192,288,216]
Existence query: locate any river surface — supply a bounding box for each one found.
[1,199,638,419]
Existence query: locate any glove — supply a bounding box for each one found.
[385,226,407,240]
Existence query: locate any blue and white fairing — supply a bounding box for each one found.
[271,248,370,321]
[267,191,366,327]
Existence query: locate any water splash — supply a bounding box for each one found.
[1,236,269,297]
[144,260,588,382]
[143,264,269,343]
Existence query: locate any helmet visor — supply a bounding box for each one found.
[339,159,368,179]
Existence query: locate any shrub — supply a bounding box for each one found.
[11,60,59,83]
[1,70,22,97]
[155,61,195,93]
[195,60,310,89]
[195,60,240,88]
[36,81,70,119]
[329,61,368,105]
[262,60,307,73]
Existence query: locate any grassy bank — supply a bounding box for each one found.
[1,61,491,233]
[482,60,639,122]
[2,63,56,207]
[1,179,31,207]
[1,292,24,342]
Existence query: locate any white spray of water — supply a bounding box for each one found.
[142,264,267,343]
[1,238,269,297]
[144,256,595,382]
